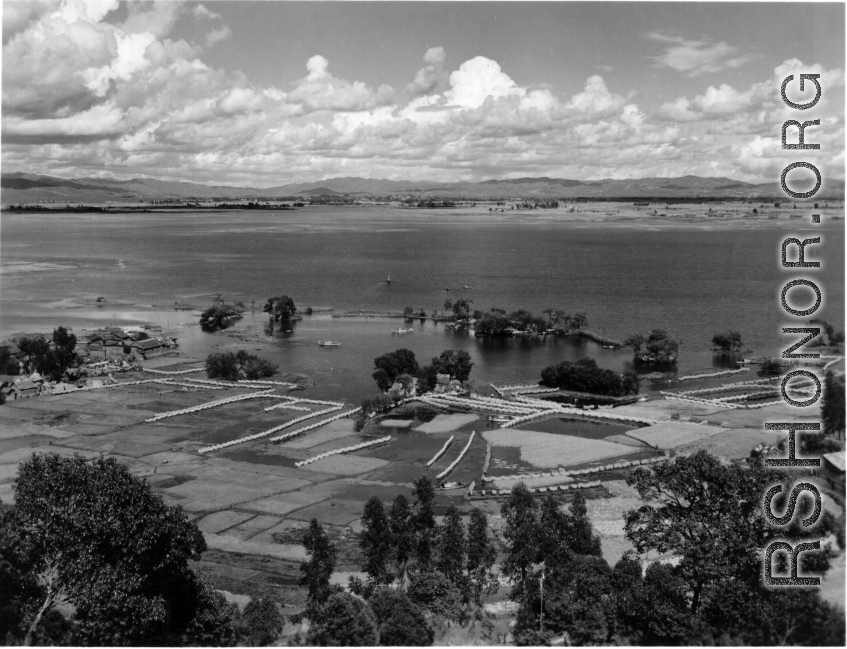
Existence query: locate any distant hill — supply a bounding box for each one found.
[1,171,842,203]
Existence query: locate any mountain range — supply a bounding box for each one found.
[2,172,842,203]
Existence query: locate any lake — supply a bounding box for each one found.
[1,205,843,401]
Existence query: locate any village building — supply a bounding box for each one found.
[821,451,845,494]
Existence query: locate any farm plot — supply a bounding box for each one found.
[483,429,640,468]
[281,419,358,450]
[415,413,479,434]
[301,453,390,476]
[626,421,726,449]
[379,419,415,429]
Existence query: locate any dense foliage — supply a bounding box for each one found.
[539,357,639,396]
[373,348,420,391]
[200,298,245,331]
[1,453,236,646]
[473,307,587,337]
[16,327,78,381]
[822,371,846,438]
[0,345,21,375]
[299,518,338,621]
[263,295,297,320]
[623,329,679,364]
[205,350,278,381]
[238,598,283,646]
[711,330,743,353]
[306,592,379,646]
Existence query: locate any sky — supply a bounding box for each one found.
[2,1,844,187]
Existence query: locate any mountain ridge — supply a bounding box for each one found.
[2,172,842,202]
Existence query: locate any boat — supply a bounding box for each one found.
[602,344,616,349]
[487,415,512,423]
[319,340,341,347]
[386,274,392,284]
[392,328,414,334]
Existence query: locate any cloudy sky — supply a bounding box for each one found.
[2,1,844,187]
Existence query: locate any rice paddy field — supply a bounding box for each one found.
[483,428,643,469]
[0,355,829,609]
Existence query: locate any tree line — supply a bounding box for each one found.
[298,450,844,645]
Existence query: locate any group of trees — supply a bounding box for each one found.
[15,327,78,381]
[711,330,743,353]
[200,296,245,332]
[822,371,846,439]
[299,476,498,645]
[501,451,843,646]
[623,329,679,364]
[473,308,588,337]
[539,357,639,397]
[811,319,845,347]
[205,350,278,381]
[372,348,473,393]
[263,295,297,320]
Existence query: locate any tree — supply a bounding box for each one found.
[625,451,787,614]
[373,349,419,391]
[821,371,846,438]
[0,345,20,375]
[200,301,245,331]
[411,476,436,569]
[368,588,433,646]
[17,328,78,382]
[12,453,233,646]
[306,592,378,646]
[712,330,743,353]
[239,598,283,646]
[500,483,538,600]
[435,505,466,585]
[360,497,394,585]
[300,518,337,620]
[571,312,588,331]
[465,508,498,612]
[389,495,414,588]
[407,571,464,623]
[206,352,241,381]
[262,295,297,320]
[540,357,638,397]
[473,312,512,337]
[565,491,602,557]
[624,329,679,364]
[431,349,474,382]
[451,298,473,319]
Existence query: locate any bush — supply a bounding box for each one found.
[623,330,679,364]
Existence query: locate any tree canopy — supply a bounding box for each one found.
[430,349,474,382]
[262,295,297,320]
[373,349,420,391]
[821,371,846,438]
[711,330,743,353]
[16,327,78,381]
[540,357,639,396]
[623,329,679,364]
[299,518,338,621]
[306,592,378,646]
[7,453,235,646]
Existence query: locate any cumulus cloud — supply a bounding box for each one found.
[407,46,446,96]
[645,32,753,77]
[1,2,843,186]
[206,25,231,47]
[287,55,395,112]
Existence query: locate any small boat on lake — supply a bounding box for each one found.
[386,274,392,284]
[392,328,414,334]
[319,340,341,347]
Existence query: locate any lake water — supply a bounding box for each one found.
[1,206,843,402]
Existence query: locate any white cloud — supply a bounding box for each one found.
[445,56,523,108]
[645,32,753,77]
[407,46,446,96]
[206,26,231,47]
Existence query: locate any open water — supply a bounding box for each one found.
[1,206,843,401]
